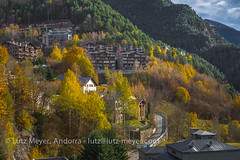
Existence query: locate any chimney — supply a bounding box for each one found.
[117,48,120,56]
[207,141,213,147]
[189,141,195,148]
[190,128,199,135]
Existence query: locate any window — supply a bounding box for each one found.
[172,150,176,154]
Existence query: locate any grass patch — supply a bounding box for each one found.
[155,102,177,115]
[227,143,240,147]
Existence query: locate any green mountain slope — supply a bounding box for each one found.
[101,0,227,53]
[205,19,240,47]
[0,0,227,85]
[101,0,240,91]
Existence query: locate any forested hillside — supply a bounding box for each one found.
[101,0,227,53]
[101,0,240,91]
[0,0,228,86]
[205,19,240,47]
[1,0,240,159]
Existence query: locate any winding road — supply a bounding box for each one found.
[129,114,167,160]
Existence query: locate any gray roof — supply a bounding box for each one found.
[153,152,179,160]
[137,99,146,104]
[57,74,64,80]
[78,77,94,85]
[166,137,240,153]
[3,41,40,49]
[33,157,68,160]
[139,146,166,155]
[192,130,216,136]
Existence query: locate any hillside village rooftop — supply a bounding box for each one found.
[139,129,240,160]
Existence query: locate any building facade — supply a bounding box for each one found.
[42,29,72,46]
[119,47,146,70]
[58,75,97,93]
[82,43,147,71]
[78,77,98,93]
[2,41,39,61]
[138,99,147,121]
[88,45,116,70]
[139,129,240,160]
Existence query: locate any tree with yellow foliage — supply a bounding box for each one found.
[78,55,95,77]
[58,69,83,134]
[84,92,111,130]
[176,87,190,104]
[231,97,240,119]
[0,73,16,159]
[0,45,9,65]
[29,146,44,160]
[81,33,87,40]
[62,47,68,57]
[150,46,154,58]
[49,45,62,61]
[62,45,83,66]
[58,69,109,136]
[73,34,80,43]
[189,112,198,127]
[63,45,98,82]
[8,65,37,130]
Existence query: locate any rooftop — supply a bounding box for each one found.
[78,77,94,85]
[139,146,166,155]
[153,152,179,160]
[166,137,240,153]
[3,41,39,48]
[58,75,96,86]
[137,99,146,104]
[192,130,216,136]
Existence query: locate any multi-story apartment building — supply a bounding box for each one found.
[42,29,72,46]
[88,45,116,70]
[118,46,146,70]
[83,43,147,71]
[2,41,39,61]
[36,20,73,33]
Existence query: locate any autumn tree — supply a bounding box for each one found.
[63,45,98,82]
[78,55,95,77]
[105,69,138,138]
[8,65,38,130]
[62,45,83,67]
[29,146,44,160]
[189,112,198,128]
[49,45,62,61]
[58,69,109,136]
[62,47,68,57]
[0,70,15,159]
[132,81,146,99]
[176,87,190,104]
[0,45,9,65]
[58,69,83,135]
[150,46,154,58]
[230,97,240,119]
[73,34,80,43]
